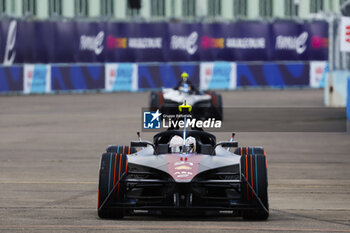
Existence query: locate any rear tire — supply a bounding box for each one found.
[240,154,269,220]
[150,91,162,111]
[210,92,223,120]
[216,93,223,120]
[98,152,128,219]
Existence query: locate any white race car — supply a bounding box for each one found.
[149,73,223,120]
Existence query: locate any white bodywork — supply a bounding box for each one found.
[162,88,211,106]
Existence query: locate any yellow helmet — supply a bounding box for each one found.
[181,72,189,80]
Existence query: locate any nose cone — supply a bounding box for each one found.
[165,154,204,182]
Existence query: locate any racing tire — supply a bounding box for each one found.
[235,147,265,156]
[150,91,163,111]
[106,145,136,154]
[216,93,223,120]
[210,92,223,120]
[98,152,128,219]
[240,154,269,220]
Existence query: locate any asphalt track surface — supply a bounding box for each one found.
[0,89,349,233]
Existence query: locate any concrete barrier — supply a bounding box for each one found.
[324,70,350,107]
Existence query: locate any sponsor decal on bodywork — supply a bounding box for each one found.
[165,154,204,182]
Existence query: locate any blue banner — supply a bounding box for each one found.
[237,63,309,87]
[168,23,201,61]
[0,62,316,94]
[53,21,76,63]
[0,65,23,92]
[105,22,167,62]
[271,20,329,61]
[76,21,106,63]
[138,63,199,89]
[52,65,104,91]
[306,20,329,61]
[0,20,17,64]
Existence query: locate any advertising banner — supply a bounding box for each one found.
[340,17,350,52]
[306,20,329,60]
[105,63,138,91]
[105,22,167,62]
[200,23,231,61]
[0,20,17,65]
[310,61,328,88]
[236,62,309,87]
[231,21,270,61]
[0,19,329,64]
[200,62,236,90]
[15,21,35,63]
[23,64,51,94]
[168,23,200,61]
[0,65,23,92]
[51,64,104,91]
[31,21,55,63]
[271,20,308,60]
[138,63,199,89]
[198,22,269,61]
[76,21,106,63]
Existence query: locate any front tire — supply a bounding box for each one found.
[106,145,136,154]
[235,147,265,156]
[240,154,269,220]
[216,93,223,120]
[210,92,223,120]
[150,91,163,111]
[98,152,128,219]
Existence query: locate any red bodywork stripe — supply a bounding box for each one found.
[97,189,100,207]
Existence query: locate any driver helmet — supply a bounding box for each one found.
[169,135,183,153]
[185,136,196,153]
[181,72,189,82]
[169,135,197,153]
[179,73,192,93]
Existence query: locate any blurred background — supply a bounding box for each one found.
[0,0,349,115]
[0,0,348,20]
